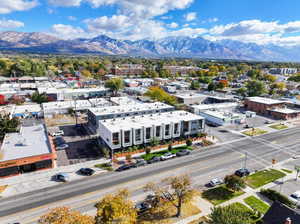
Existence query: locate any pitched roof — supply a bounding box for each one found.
[263,201,300,224]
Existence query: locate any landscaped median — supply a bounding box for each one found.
[141,145,193,161]
[94,163,113,171]
[202,185,244,206]
[242,128,268,136]
[245,169,286,189]
[243,196,270,214]
[269,123,288,130]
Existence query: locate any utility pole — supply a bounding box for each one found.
[244,152,248,169]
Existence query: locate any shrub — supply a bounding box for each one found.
[125,154,132,162]
[225,174,245,192]
[198,132,208,138]
[260,189,295,208]
[202,139,213,146]
[186,139,192,146]
[168,144,173,151]
[145,147,151,154]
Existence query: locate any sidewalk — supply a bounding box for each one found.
[175,164,296,224]
[1,158,110,197]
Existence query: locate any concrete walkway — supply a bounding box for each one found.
[175,163,297,224]
[1,158,110,197]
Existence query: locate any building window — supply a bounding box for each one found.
[112,132,119,145]
[124,131,130,144]
[135,129,141,142]
[174,123,179,134]
[156,126,161,137]
[183,121,189,132]
[165,124,170,136]
[146,127,151,139]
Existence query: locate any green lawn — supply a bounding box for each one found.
[242,128,268,136]
[281,168,293,174]
[245,169,286,189]
[94,163,113,171]
[269,124,288,130]
[141,145,193,161]
[244,196,270,214]
[202,185,244,205]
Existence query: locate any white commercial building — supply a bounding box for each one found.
[191,103,239,114]
[87,102,175,133]
[11,104,43,118]
[110,96,142,105]
[38,87,108,101]
[99,110,205,150]
[198,110,245,126]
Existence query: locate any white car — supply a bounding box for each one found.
[160,152,176,161]
[56,144,69,150]
[290,191,300,202]
[50,130,64,137]
[209,178,223,187]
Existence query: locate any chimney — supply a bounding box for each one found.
[285,217,292,224]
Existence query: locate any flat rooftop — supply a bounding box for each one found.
[42,100,92,110]
[110,96,143,105]
[0,125,51,162]
[191,102,238,111]
[200,110,244,120]
[12,104,42,115]
[174,93,206,99]
[38,87,107,94]
[247,97,286,105]
[100,110,204,132]
[269,108,300,114]
[89,102,174,116]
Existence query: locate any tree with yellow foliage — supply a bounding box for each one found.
[38,207,95,224]
[145,86,177,105]
[144,175,195,218]
[95,189,137,224]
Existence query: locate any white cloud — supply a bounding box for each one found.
[168,22,178,28]
[0,0,38,14]
[169,27,207,37]
[48,0,82,7]
[51,24,86,39]
[184,12,197,22]
[68,16,77,21]
[210,20,281,36]
[85,15,131,32]
[0,19,24,29]
[48,0,194,18]
[207,17,218,23]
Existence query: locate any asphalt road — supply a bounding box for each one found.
[1,126,300,223]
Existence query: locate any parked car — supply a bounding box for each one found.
[56,144,69,150]
[135,202,152,214]
[115,164,134,172]
[208,178,223,187]
[290,191,300,203]
[176,149,191,157]
[244,124,253,128]
[53,172,70,182]
[161,152,176,161]
[265,120,273,124]
[147,156,161,164]
[50,130,64,137]
[235,168,250,177]
[78,168,95,176]
[133,159,147,167]
[54,136,65,145]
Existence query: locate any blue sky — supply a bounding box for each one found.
[2,0,300,46]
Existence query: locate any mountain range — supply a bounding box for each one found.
[0,31,299,62]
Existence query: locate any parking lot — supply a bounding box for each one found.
[53,124,104,166]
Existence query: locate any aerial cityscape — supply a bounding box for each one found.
[1,0,300,224]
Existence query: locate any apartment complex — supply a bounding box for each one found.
[99,110,205,150]
[269,68,298,75]
[163,66,201,75]
[111,64,145,76]
[87,102,175,133]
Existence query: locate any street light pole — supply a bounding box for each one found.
[244,152,248,169]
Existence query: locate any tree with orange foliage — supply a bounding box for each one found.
[38,207,95,224]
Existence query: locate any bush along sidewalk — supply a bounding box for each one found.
[260,189,296,208]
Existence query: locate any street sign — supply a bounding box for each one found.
[272,159,276,165]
